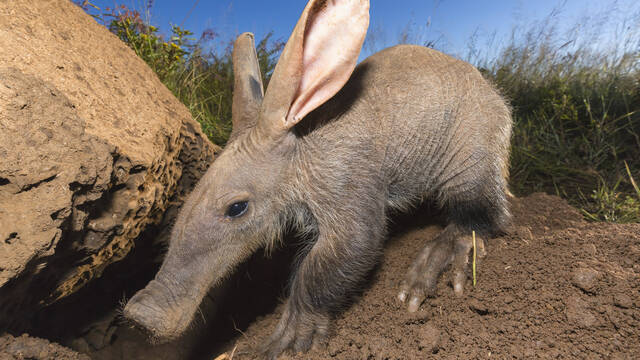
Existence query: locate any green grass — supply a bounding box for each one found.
[77,1,640,223]
[475,9,640,223]
[159,34,282,145]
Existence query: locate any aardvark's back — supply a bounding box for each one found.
[303,44,512,213]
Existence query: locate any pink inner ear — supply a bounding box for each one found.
[286,0,369,125]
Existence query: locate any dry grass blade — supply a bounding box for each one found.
[212,344,237,360]
[472,230,477,287]
[624,161,640,199]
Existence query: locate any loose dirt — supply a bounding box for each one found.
[4,193,639,359]
[225,193,640,359]
[0,334,89,360]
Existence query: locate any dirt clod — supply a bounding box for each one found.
[0,0,217,332]
[467,298,490,315]
[565,295,598,328]
[613,293,633,309]
[416,322,441,353]
[571,267,601,293]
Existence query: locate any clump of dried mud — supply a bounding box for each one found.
[0,0,216,332]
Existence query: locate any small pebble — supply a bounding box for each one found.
[613,293,632,309]
[571,267,600,293]
[468,299,489,315]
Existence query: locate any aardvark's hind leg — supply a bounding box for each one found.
[397,224,486,312]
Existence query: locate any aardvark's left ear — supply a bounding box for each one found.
[259,0,370,136]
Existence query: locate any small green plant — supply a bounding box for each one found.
[581,162,640,222]
[107,14,193,80]
[581,178,640,223]
[625,161,640,199]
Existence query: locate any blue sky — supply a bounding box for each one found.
[90,0,638,60]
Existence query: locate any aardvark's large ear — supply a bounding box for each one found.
[231,32,264,139]
[259,0,369,136]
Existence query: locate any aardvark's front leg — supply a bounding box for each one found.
[260,202,385,359]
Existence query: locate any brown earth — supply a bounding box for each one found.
[218,193,639,359]
[0,0,217,332]
[11,193,633,359]
[0,334,89,360]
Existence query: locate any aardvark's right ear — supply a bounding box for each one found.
[259,0,370,137]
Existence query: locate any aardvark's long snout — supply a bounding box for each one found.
[124,278,200,343]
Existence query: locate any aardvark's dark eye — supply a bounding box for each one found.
[226,201,248,218]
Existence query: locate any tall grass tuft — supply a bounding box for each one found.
[161,33,283,145]
[474,4,640,222]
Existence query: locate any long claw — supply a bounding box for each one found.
[397,289,408,303]
[408,295,423,312]
[453,270,466,296]
[399,226,488,311]
[260,305,329,359]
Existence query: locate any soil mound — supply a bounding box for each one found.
[0,0,217,331]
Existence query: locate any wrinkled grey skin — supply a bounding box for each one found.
[124,1,511,359]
